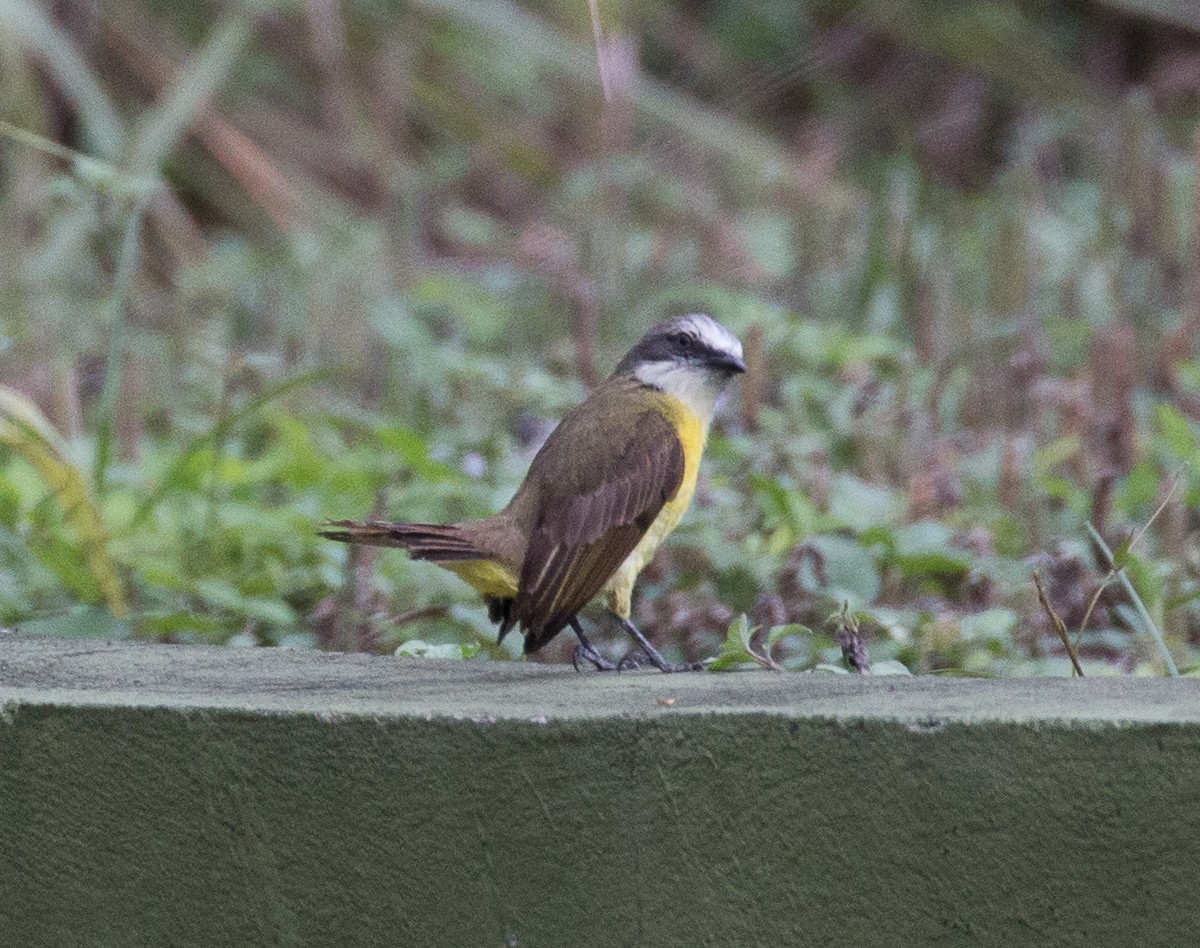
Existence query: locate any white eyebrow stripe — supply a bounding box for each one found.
[677,314,743,360]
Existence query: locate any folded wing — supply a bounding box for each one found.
[513,410,685,652]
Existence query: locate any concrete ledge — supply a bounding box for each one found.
[3,637,1200,946]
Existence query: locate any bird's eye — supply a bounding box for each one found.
[674,332,693,348]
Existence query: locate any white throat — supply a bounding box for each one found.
[634,361,724,425]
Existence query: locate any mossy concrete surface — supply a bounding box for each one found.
[2,636,1199,947]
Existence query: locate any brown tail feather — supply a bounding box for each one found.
[318,520,484,561]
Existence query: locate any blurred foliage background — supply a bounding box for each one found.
[4,0,1200,675]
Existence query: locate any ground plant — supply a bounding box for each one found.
[3,0,1200,677]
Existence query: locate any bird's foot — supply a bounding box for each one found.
[620,649,706,673]
[616,618,709,673]
[568,617,617,672]
[572,643,616,673]
[646,654,708,674]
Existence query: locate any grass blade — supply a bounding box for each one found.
[127,4,260,177]
[0,0,124,158]
[92,201,149,492]
[0,385,128,617]
[1086,522,1179,677]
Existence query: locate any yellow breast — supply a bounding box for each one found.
[601,393,707,617]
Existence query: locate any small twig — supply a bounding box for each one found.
[1033,571,1084,677]
[335,491,386,652]
[1074,579,1113,655]
[1126,466,1187,556]
[750,640,783,672]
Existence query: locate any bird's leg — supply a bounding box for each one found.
[616,618,707,673]
[569,617,616,672]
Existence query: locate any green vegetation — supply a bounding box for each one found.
[3,0,1200,675]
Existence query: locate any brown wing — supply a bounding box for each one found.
[514,410,685,652]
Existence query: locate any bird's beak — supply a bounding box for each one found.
[705,351,747,374]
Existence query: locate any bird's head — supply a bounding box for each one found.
[614,314,746,422]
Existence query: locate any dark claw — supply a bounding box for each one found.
[567,617,616,672]
[572,644,616,673]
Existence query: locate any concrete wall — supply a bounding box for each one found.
[2,636,1199,946]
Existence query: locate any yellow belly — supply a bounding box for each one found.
[444,559,519,599]
[602,394,706,617]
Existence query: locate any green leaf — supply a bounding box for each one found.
[751,474,806,535]
[1155,402,1199,459]
[376,427,464,482]
[1118,460,1160,511]
[395,640,481,660]
[1111,533,1135,570]
[439,205,499,249]
[194,577,244,611]
[411,273,513,345]
[16,605,132,639]
[798,535,882,606]
[822,332,900,368]
[870,659,912,676]
[766,623,811,649]
[959,608,1018,644]
[708,614,759,671]
[828,476,901,531]
[1122,551,1162,610]
[889,521,972,578]
[140,610,224,640]
[734,210,795,279]
[1033,436,1082,478]
[239,597,297,627]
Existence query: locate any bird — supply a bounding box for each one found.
[320,313,745,672]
